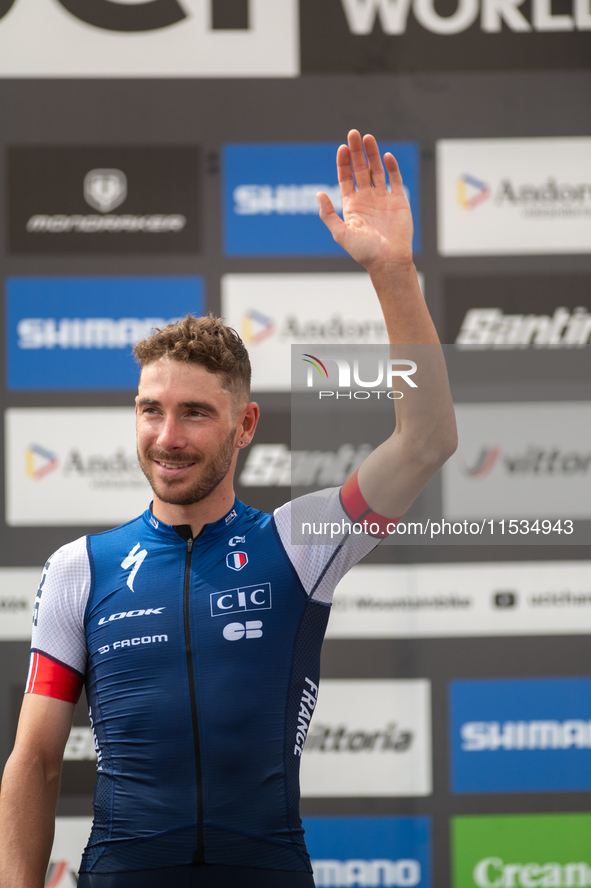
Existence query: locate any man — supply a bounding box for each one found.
[0,132,457,888]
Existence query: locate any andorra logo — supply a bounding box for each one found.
[25,444,59,480]
[241,309,275,346]
[456,174,491,210]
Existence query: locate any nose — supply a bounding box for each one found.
[156,414,186,452]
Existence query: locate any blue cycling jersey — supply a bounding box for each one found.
[27,483,380,875]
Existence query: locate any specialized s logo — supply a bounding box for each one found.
[121,543,147,592]
[226,551,248,571]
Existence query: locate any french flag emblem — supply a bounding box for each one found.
[226,551,248,571]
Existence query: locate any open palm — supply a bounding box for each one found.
[317,130,414,271]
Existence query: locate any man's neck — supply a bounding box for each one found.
[151,486,237,538]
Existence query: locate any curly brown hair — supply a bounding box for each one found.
[133,314,251,404]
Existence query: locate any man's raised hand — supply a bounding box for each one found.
[317,130,414,274]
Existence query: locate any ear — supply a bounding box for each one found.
[238,402,260,443]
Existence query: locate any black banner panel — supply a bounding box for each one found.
[8,146,201,254]
[300,0,591,73]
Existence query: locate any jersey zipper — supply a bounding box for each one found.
[182,537,205,864]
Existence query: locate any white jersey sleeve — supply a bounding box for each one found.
[274,470,396,605]
[26,536,90,702]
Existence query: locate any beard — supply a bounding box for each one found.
[138,428,236,507]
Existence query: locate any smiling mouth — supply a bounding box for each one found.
[154,459,196,470]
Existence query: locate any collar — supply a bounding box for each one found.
[141,498,246,544]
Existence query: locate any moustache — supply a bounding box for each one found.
[146,450,203,465]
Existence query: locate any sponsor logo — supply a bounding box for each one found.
[25,443,58,480]
[98,634,168,655]
[223,142,420,256]
[452,813,591,888]
[313,859,421,888]
[450,677,591,792]
[473,857,591,888]
[445,274,591,347]
[530,591,591,606]
[442,403,591,521]
[303,816,431,888]
[493,591,517,608]
[301,0,591,75]
[457,175,491,210]
[228,535,246,547]
[241,309,275,345]
[222,273,423,391]
[6,407,151,527]
[239,443,373,488]
[84,169,127,213]
[224,508,238,525]
[210,583,271,617]
[121,544,148,592]
[6,276,203,390]
[8,147,200,255]
[0,597,27,612]
[437,138,591,257]
[464,446,591,478]
[496,176,591,218]
[455,306,591,348]
[300,680,431,797]
[461,719,591,751]
[327,563,591,639]
[306,722,413,753]
[226,551,248,571]
[98,607,164,628]
[0,0,296,78]
[294,678,319,757]
[222,620,263,641]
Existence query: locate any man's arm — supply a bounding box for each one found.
[0,694,75,888]
[318,129,457,518]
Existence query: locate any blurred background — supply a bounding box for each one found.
[0,1,590,886]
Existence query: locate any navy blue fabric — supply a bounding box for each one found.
[80,501,326,875]
[78,863,316,887]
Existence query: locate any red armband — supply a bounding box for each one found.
[340,469,402,538]
[25,650,84,704]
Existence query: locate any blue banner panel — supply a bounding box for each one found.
[223,142,421,256]
[302,816,431,888]
[6,276,204,390]
[450,677,591,793]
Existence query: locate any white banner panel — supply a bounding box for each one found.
[0,568,40,640]
[0,0,297,78]
[442,402,591,520]
[222,273,423,392]
[328,562,591,638]
[300,679,431,797]
[46,818,93,887]
[437,138,591,255]
[5,408,151,526]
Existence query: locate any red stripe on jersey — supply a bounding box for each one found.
[341,469,401,538]
[25,651,83,704]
